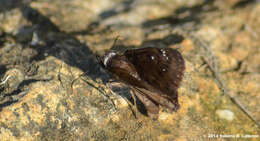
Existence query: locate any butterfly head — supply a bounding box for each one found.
[99,51,118,69]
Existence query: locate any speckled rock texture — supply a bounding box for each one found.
[0,0,260,140]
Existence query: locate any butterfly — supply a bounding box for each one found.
[99,47,185,119]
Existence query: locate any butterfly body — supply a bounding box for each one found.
[100,47,185,119]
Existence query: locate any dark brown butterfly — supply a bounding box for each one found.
[99,47,185,119]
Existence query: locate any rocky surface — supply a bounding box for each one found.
[0,0,260,140]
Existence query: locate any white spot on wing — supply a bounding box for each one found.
[151,56,155,60]
[160,49,168,60]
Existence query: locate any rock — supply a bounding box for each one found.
[216,109,235,121]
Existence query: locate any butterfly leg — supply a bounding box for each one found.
[106,82,138,118]
[106,81,124,89]
[130,89,139,119]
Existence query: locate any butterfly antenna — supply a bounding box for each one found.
[112,35,121,48]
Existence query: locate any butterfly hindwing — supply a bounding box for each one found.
[134,87,180,113]
[133,88,159,119]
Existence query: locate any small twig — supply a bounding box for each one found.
[70,72,87,90]
[170,29,260,128]
[0,75,12,85]
[202,57,260,129]
[106,82,138,118]
[71,74,117,112]
[186,31,260,129]
[11,90,29,101]
[58,64,65,88]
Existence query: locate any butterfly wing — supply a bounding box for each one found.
[124,47,185,111]
[133,88,159,119]
[100,47,185,118]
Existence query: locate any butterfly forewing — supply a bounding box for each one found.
[124,48,185,98]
